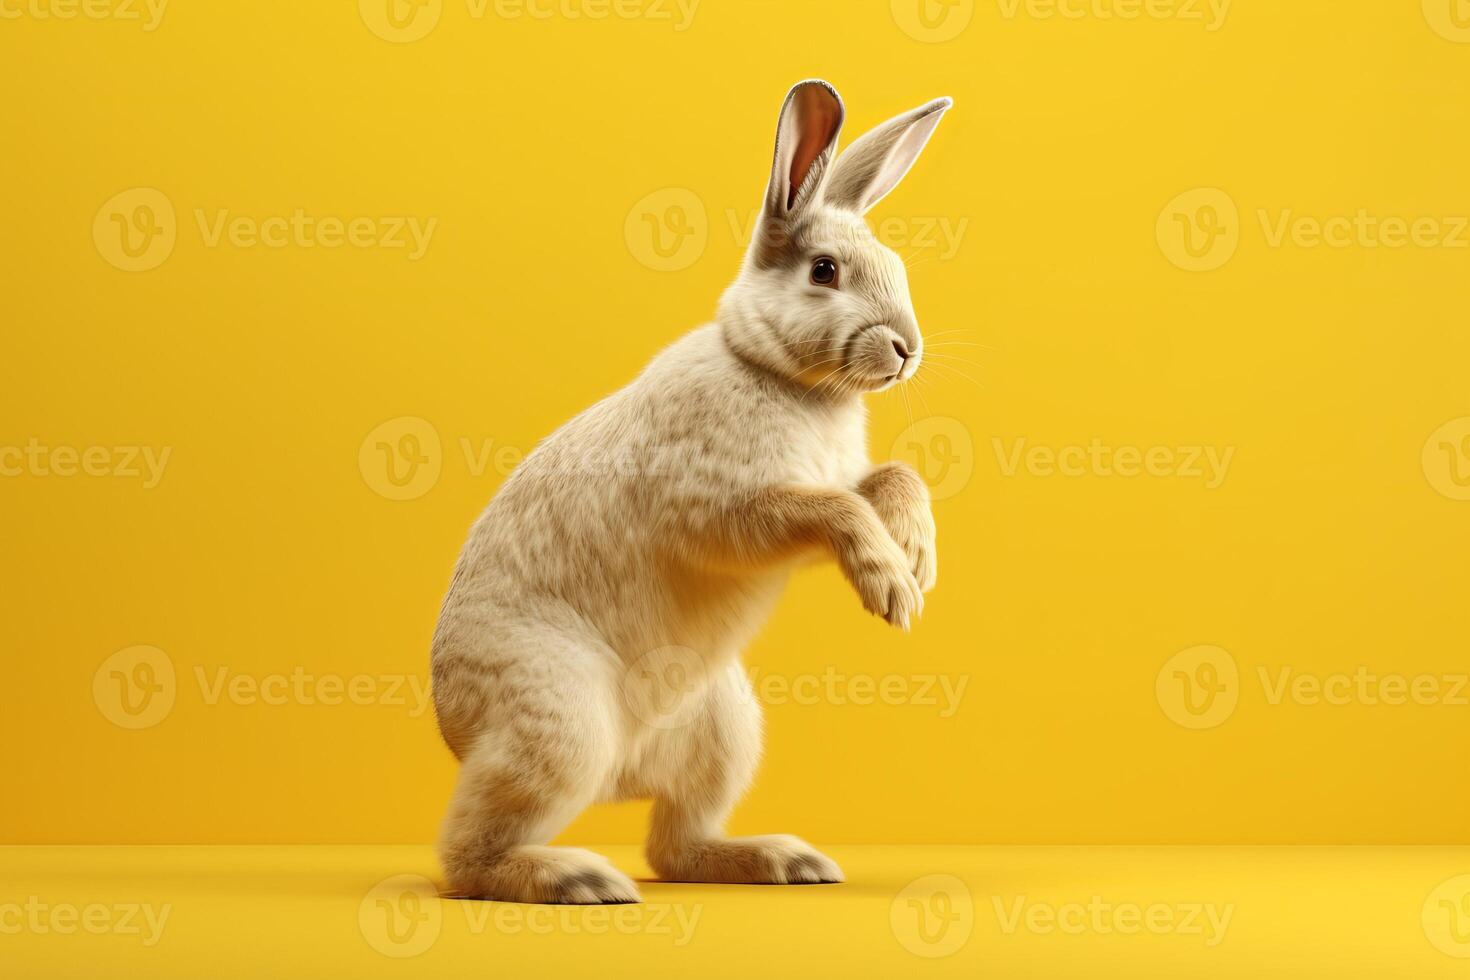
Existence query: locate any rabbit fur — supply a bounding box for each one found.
[432,79,950,904]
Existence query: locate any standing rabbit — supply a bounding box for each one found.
[433,79,950,904]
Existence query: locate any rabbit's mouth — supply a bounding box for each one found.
[843,323,920,391]
[883,355,923,386]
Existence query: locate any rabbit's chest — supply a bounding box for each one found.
[771,411,869,488]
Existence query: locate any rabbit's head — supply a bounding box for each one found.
[719,80,951,396]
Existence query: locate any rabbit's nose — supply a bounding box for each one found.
[891,338,910,361]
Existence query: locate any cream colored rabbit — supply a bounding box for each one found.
[432,79,949,904]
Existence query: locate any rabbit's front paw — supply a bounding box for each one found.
[840,532,924,630]
[887,504,936,594]
[859,462,937,593]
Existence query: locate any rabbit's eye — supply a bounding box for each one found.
[810,256,839,288]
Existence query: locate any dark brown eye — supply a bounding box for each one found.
[810,256,838,288]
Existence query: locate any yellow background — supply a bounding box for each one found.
[2,0,1467,846]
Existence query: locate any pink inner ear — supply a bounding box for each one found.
[787,87,841,209]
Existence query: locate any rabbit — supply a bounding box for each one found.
[431,79,950,904]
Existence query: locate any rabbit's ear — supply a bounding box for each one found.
[765,80,845,217]
[825,97,952,214]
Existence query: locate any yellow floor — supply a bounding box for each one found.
[2,845,1467,977]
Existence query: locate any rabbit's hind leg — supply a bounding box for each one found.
[435,634,638,905]
[643,663,843,886]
